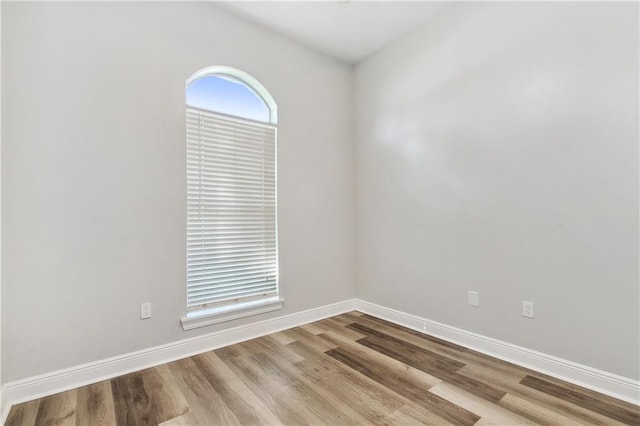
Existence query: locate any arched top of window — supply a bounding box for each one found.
[186,66,277,124]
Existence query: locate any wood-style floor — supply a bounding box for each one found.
[6,312,640,425]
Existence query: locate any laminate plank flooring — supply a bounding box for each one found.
[75,382,117,426]
[6,312,639,425]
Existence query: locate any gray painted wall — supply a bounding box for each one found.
[2,2,356,382]
[0,0,3,407]
[354,2,639,379]
[2,1,638,386]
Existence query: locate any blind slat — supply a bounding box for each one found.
[187,290,278,310]
[187,282,277,303]
[188,250,277,263]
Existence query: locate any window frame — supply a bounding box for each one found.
[181,66,282,331]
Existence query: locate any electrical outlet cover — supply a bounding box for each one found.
[140,302,152,319]
[468,291,480,307]
[522,301,534,318]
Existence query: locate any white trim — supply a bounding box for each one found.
[181,297,285,330]
[354,299,640,406]
[1,299,357,423]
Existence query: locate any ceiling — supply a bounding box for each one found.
[218,1,453,64]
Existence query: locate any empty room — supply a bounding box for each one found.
[1,1,639,424]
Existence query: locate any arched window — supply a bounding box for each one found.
[183,66,280,327]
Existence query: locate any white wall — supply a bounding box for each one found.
[355,2,639,380]
[3,0,639,389]
[0,0,3,408]
[2,2,356,382]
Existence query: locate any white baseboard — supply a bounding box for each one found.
[354,299,640,406]
[3,298,638,424]
[1,299,358,423]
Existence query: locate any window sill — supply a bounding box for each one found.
[180,297,285,331]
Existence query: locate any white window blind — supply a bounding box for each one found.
[186,106,277,313]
